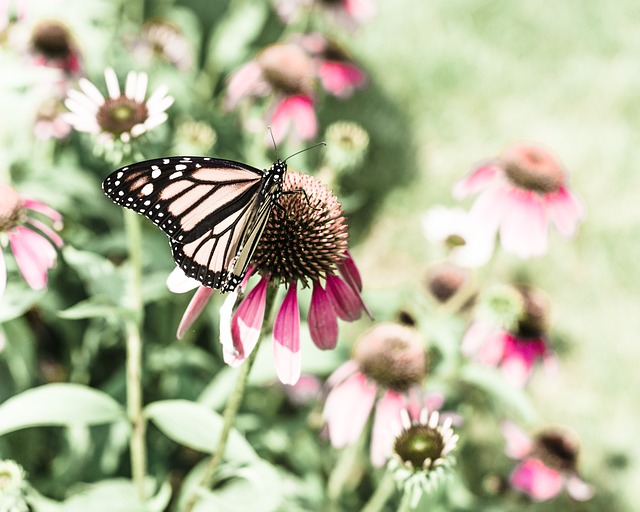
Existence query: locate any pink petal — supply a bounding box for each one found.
[501,420,533,459]
[325,359,360,389]
[23,199,63,224]
[224,277,268,367]
[176,286,214,339]
[344,0,377,23]
[166,266,201,294]
[269,94,317,144]
[0,250,6,299]
[9,227,57,290]
[499,189,549,258]
[273,285,302,385]
[308,282,338,350]
[322,372,377,448]
[546,187,585,237]
[510,458,563,502]
[370,390,405,467]
[27,218,63,247]
[461,321,506,366]
[224,61,270,110]
[565,473,594,501]
[453,163,501,199]
[466,184,510,242]
[318,61,366,98]
[501,335,547,387]
[325,274,362,322]
[337,252,374,319]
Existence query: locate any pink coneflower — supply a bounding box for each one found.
[461,284,554,387]
[130,19,193,71]
[169,172,369,385]
[424,262,470,304]
[33,98,71,141]
[224,43,317,144]
[0,183,63,297]
[502,421,593,502]
[29,20,81,76]
[63,67,174,144]
[322,322,434,467]
[453,142,585,259]
[274,0,377,30]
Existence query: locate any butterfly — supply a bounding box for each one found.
[102,155,287,293]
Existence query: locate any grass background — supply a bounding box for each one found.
[343,1,639,510]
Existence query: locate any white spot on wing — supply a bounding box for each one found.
[117,171,123,179]
[175,164,187,171]
[170,171,183,179]
[163,159,170,164]
[141,183,154,196]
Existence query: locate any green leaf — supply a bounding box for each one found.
[58,479,162,512]
[0,280,42,322]
[459,364,539,422]
[145,400,257,463]
[57,298,121,320]
[0,384,126,435]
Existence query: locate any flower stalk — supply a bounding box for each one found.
[361,469,397,512]
[123,208,147,500]
[182,285,279,512]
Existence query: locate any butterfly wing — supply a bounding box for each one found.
[102,156,264,244]
[102,156,270,291]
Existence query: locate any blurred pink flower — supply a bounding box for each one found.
[274,0,377,30]
[454,142,585,259]
[0,183,63,296]
[462,285,554,387]
[322,322,434,467]
[502,421,593,502]
[29,20,82,77]
[168,173,369,386]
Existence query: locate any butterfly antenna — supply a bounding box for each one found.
[267,126,279,160]
[284,141,327,163]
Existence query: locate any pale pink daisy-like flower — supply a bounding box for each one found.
[502,421,593,502]
[0,183,63,297]
[387,407,459,507]
[63,67,174,144]
[454,142,585,259]
[274,0,377,31]
[322,322,435,467]
[421,205,494,268]
[462,284,555,387]
[33,98,72,141]
[129,19,193,71]
[169,172,369,386]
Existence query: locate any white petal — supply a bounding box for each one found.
[134,72,148,103]
[125,71,137,99]
[104,67,121,99]
[67,89,100,113]
[145,84,170,108]
[166,266,201,293]
[78,78,105,106]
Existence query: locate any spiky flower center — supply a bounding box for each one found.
[252,172,349,286]
[354,323,427,392]
[501,143,565,194]
[0,184,24,233]
[426,264,468,303]
[31,21,73,59]
[257,44,314,95]
[394,425,445,470]
[533,430,579,473]
[97,97,149,135]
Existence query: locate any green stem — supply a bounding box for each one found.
[123,209,146,501]
[182,285,279,512]
[361,470,397,512]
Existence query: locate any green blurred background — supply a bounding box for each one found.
[348,1,639,510]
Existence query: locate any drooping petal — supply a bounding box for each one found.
[8,227,57,290]
[466,183,510,242]
[325,359,360,389]
[26,218,63,247]
[308,281,339,350]
[565,473,595,501]
[166,266,201,293]
[273,285,302,385]
[453,163,501,199]
[370,390,405,467]
[224,61,270,110]
[461,321,505,366]
[176,286,214,339]
[318,61,366,98]
[501,420,534,459]
[322,371,377,448]
[546,187,585,237]
[510,458,563,502]
[499,189,549,258]
[225,276,268,367]
[337,250,362,291]
[501,335,547,387]
[270,94,317,143]
[325,274,362,322]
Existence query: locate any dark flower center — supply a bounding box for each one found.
[354,323,427,392]
[394,425,444,469]
[96,97,149,135]
[252,172,349,286]
[501,144,565,194]
[511,286,548,339]
[426,264,468,303]
[533,430,578,472]
[31,21,73,59]
[258,44,314,95]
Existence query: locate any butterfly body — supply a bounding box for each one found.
[102,156,287,292]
